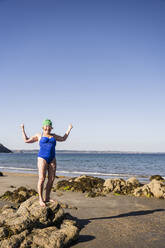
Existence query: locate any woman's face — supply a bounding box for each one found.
[42,125,52,133]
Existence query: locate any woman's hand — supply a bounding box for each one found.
[21,124,24,130]
[65,124,73,136]
[68,124,73,131]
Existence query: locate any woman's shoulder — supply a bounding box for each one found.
[35,133,41,137]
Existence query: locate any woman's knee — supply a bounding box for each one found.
[48,175,55,184]
[38,176,46,185]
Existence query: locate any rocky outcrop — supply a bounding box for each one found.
[0,196,79,247]
[54,175,165,199]
[54,175,105,197]
[0,186,38,204]
[0,143,12,153]
[103,177,142,195]
[103,176,165,199]
[133,179,165,199]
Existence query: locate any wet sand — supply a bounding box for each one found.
[0,172,165,248]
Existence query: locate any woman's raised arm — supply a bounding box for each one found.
[21,124,38,143]
[54,124,73,142]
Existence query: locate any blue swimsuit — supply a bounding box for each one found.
[38,136,56,164]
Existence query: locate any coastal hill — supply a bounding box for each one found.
[0,143,12,153]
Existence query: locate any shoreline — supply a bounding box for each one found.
[0,169,151,183]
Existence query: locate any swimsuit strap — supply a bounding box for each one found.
[39,132,43,142]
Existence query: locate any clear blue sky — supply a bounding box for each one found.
[0,0,165,152]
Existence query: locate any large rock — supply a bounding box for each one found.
[0,143,12,153]
[134,179,165,199]
[0,196,79,247]
[17,196,64,227]
[149,179,165,198]
[126,177,140,186]
[103,178,125,193]
[54,175,105,197]
[1,230,28,248]
[103,177,142,195]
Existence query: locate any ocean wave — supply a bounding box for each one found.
[0,166,37,171]
[1,167,163,180]
[56,170,149,178]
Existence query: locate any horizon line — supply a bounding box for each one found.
[12,149,165,154]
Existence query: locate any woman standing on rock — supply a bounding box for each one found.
[21,119,73,207]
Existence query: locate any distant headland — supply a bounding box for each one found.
[0,143,12,153]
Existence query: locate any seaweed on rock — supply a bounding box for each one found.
[54,175,105,197]
[0,196,79,248]
[0,187,38,204]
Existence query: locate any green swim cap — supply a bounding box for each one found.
[42,119,52,127]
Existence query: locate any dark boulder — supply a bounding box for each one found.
[149,175,164,181]
[54,175,105,197]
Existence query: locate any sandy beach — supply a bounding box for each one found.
[0,172,165,248]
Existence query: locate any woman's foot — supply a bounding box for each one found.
[39,200,46,207]
[45,199,55,203]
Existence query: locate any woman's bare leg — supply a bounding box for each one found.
[45,158,56,202]
[37,157,48,206]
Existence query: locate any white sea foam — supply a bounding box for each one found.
[0,166,148,178]
[0,166,37,171]
[56,170,149,178]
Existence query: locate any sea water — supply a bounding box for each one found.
[0,152,165,182]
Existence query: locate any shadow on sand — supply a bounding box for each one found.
[68,208,165,246]
[89,208,165,221]
[70,208,165,229]
[71,235,96,247]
